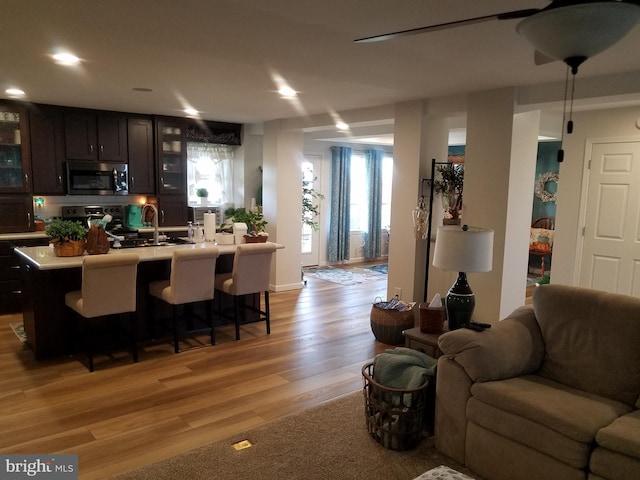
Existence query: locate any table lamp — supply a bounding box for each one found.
[432,224,494,330]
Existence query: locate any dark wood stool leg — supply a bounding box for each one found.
[265,291,271,335]
[172,304,179,353]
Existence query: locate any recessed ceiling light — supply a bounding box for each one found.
[5,88,25,98]
[52,53,81,66]
[336,121,350,131]
[278,86,297,98]
[184,107,199,116]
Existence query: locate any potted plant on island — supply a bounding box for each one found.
[196,188,209,207]
[45,219,87,257]
[224,207,269,242]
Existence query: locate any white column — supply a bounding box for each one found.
[388,101,424,301]
[262,120,304,291]
[464,88,539,322]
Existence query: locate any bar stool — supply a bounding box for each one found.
[148,247,219,353]
[215,243,276,340]
[65,253,140,372]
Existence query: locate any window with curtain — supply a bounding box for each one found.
[186,143,234,205]
[349,151,393,232]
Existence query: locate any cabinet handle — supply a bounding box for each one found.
[131,176,135,187]
[11,290,22,295]
[58,175,63,188]
[160,176,164,186]
[90,144,94,154]
[161,210,165,224]
[100,144,104,154]
[24,173,29,188]
[10,265,21,270]
[27,212,31,227]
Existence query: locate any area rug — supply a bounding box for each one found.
[414,465,475,480]
[10,322,26,343]
[303,266,386,285]
[362,263,388,275]
[110,391,477,480]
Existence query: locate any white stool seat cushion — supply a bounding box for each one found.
[149,248,219,305]
[65,253,139,319]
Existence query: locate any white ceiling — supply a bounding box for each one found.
[2,0,640,129]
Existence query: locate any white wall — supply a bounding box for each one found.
[553,105,640,285]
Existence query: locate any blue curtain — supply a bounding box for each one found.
[329,146,351,262]
[365,149,384,260]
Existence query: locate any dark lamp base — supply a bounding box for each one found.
[446,272,475,330]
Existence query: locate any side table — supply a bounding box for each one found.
[403,325,448,358]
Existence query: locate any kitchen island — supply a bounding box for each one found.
[15,241,283,359]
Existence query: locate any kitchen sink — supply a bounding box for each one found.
[114,237,192,249]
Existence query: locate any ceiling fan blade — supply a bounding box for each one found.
[534,50,557,65]
[354,8,540,43]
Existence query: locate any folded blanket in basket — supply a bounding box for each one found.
[372,347,436,391]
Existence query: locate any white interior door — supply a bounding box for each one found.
[301,155,321,267]
[579,141,640,296]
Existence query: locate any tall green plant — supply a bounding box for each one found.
[302,176,324,231]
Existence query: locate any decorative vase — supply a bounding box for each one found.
[200,197,208,207]
[52,239,85,257]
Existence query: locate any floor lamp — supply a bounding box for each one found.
[432,225,494,330]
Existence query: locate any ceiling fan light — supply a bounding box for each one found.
[516,2,640,62]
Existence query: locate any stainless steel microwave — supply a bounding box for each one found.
[66,161,129,195]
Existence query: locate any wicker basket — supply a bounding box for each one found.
[52,239,85,257]
[362,362,430,450]
[370,305,415,345]
[243,234,268,243]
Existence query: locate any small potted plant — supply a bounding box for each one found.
[196,188,209,207]
[224,207,269,242]
[45,219,87,257]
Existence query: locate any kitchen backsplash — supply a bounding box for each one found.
[33,195,149,221]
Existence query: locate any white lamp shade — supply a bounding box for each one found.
[433,225,494,273]
[517,3,640,62]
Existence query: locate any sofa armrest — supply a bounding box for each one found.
[438,305,545,382]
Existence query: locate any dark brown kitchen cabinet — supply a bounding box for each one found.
[157,195,188,226]
[0,195,34,233]
[127,116,155,194]
[0,102,31,193]
[0,237,48,314]
[64,110,128,162]
[155,117,186,195]
[29,105,66,194]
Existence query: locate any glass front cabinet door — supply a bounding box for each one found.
[156,119,186,194]
[0,103,31,193]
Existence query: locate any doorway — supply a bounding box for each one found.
[302,155,322,267]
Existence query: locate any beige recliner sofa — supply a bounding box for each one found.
[434,284,640,480]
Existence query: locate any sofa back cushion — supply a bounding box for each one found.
[533,284,640,406]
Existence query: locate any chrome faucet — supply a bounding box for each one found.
[141,203,160,246]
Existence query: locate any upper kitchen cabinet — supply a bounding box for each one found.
[64,109,128,162]
[29,104,66,194]
[0,102,31,193]
[186,120,242,145]
[127,116,155,194]
[156,117,186,195]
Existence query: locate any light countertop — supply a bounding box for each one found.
[0,226,187,242]
[15,241,283,271]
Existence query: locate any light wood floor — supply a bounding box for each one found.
[0,264,388,479]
